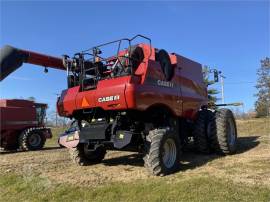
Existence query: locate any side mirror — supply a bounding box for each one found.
[214,70,219,82]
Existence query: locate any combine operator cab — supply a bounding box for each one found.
[34,103,47,126]
[62,35,151,90]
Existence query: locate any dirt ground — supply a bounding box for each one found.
[1,118,269,187]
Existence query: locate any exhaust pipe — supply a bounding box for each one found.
[0,45,66,81]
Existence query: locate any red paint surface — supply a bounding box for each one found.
[57,44,208,120]
[0,99,50,148]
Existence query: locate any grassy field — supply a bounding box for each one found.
[0,118,269,201]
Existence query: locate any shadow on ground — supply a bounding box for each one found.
[102,135,261,172]
[236,136,260,154]
[0,146,63,155]
[102,153,144,167]
[180,136,260,171]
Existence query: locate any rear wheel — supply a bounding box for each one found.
[143,128,180,176]
[70,143,106,166]
[19,128,46,150]
[209,109,237,154]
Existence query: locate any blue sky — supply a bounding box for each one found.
[0,1,269,112]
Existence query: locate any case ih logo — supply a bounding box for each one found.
[98,95,120,103]
[157,80,174,88]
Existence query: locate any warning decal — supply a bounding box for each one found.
[81,97,90,107]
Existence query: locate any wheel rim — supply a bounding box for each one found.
[162,138,177,168]
[227,119,236,147]
[29,133,41,147]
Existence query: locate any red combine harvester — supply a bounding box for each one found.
[0,99,52,150]
[0,35,237,175]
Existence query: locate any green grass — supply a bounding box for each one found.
[237,117,270,137]
[45,127,66,147]
[0,174,269,202]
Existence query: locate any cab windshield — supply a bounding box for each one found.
[35,104,47,125]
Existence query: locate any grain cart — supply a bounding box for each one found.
[0,35,237,175]
[0,99,52,150]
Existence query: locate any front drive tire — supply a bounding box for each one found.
[69,143,106,166]
[19,128,46,151]
[209,108,237,154]
[143,129,181,176]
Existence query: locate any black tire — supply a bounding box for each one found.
[156,49,174,81]
[209,109,237,154]
[19,128,46,151]
[193,109,215,153]
[143,128,180,176]
[69,144,106,166]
